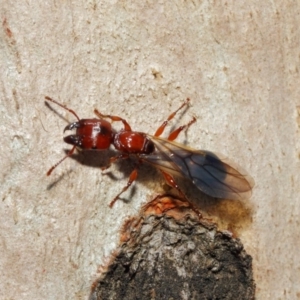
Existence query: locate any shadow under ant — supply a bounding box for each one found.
[47,146,253,232]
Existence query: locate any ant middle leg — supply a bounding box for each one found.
[109,167,138,207]
[101,154,139,207]
[154,98,190,137]
[101,154,129,171]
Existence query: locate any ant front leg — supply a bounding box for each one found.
[94,109,132,131]
[154,98,190,137]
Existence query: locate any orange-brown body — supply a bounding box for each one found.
[45,96,254,208]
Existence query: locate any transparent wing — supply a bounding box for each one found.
[142,136,254,200]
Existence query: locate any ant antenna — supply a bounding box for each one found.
[47,145,77,176]
[45,96,80,121]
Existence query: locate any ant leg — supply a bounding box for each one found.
[167,116,196,141]
[109,168,138,207]
[154,98,190,137]
[94,109,132,131]
[161,170,188,201]
[101,154,129,171]
[160,170,202,218]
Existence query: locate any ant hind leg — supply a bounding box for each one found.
[160,170,202,218]
[154,98,190,137]
[167,116,196,141]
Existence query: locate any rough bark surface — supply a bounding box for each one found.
[90,196,255,300]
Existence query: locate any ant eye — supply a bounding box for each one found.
[93,126,101,133]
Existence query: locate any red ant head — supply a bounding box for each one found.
[63,119,114,150]
[45,96,115,176]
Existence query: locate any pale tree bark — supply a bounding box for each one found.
[0,1,299,299]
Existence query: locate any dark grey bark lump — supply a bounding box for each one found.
[90,196,255,300]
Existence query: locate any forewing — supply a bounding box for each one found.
[144,136,254,200]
